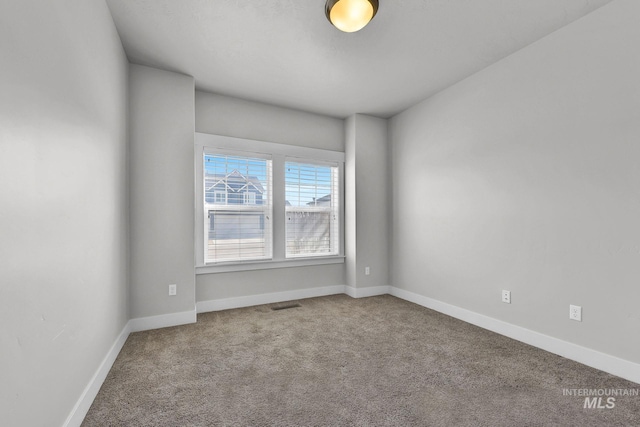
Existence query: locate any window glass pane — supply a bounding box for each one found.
[204,154,272,263]
[285,161,339,257]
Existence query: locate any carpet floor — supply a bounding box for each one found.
[83,294,640,426]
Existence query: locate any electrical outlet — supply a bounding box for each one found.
[365,267,370,276]
[169,284,177,296]
[569,304,582,321]
[502,290,511,304]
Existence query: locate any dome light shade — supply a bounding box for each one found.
[325,0,379,33]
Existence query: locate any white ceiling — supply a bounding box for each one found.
[106,0,612,119]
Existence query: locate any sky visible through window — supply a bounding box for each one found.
[205,155,267,181]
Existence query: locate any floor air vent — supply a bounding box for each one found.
[271,303,302,311]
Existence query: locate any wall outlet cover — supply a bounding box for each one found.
[501,290,511,304]
[570,304,582,321]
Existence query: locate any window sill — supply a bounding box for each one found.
[196,255,345,274]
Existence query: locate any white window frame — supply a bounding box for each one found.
[284,159,340,259]
[202,150,273,264]
[195,133,345,274]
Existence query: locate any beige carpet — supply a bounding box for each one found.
[83,294,639,426]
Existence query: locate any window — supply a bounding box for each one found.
[243,191,256,205]
[203,153,272,263]
[285,161,339,257]
[196,133,344,273]
[213,191,227,204]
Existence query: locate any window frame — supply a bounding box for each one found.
[202,150,273,264]
[195,132,345,274]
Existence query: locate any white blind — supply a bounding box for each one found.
[285,161,339,257]
[204,152,272,263]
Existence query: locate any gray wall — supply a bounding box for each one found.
[195,91,346,302]
[345,117,357,289]
[0,0,129,425]
[196,92,344,151]
[345,114,390,290]
[389,0,640,364]
[129,65,196,318]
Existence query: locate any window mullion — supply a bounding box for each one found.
[271,154,286,261]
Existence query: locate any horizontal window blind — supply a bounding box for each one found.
[285,161,339,257]
[204,153,272,263]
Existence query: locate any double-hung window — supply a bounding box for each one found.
[203,152,272,263]
[196,133,344,273]
[285,161,340,257]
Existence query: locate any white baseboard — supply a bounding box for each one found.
[129,309,197,332]
[197,285,346,313]
[345,285,390,298]
[389,286,640,385]
[63,321,132,427]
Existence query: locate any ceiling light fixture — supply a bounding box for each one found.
[325,0,379,33]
